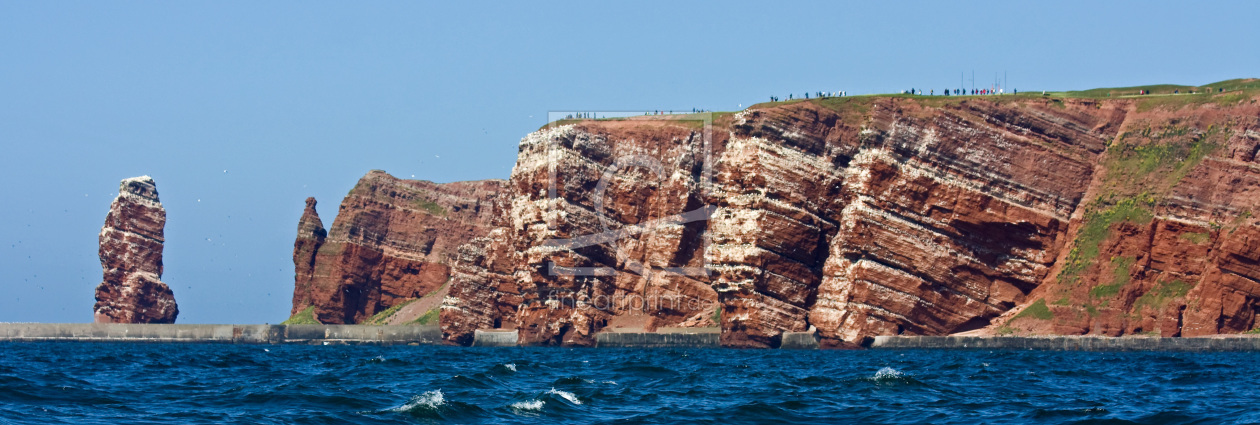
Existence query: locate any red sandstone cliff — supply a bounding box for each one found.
[298,81,1260,347]
[288,171,505,324]
[996,94,1260,338]
[94,176,178,324]
[441,121,721,345]
[439,83,1260,347]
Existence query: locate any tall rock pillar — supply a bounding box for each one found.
[93,176,179,323]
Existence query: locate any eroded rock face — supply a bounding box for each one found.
[289,171,505,324]
[94,176,178,324]
[441,122,721,345]
[1000,98,1260,338]
[440,92,1260,346]
[295,89,1260,345]
[291,197,326,316]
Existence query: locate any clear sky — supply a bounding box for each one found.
[2,1,1257,324]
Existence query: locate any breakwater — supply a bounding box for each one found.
[595,330,720,348]
[0,323,439,345]
[870,335,1260,351]
[8,323,1260,351]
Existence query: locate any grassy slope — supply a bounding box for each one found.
[364,299,419,325]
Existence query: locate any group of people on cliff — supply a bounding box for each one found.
[649,108,709,115]
[769,90,847,102]
[910,88,1014,96]
[768,87,1025,102]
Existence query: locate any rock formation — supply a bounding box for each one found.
[290,197,326,317]
[441,122,721,345]
[94,176,178,324]
[288,171,505,324]
[302,80,1260,347]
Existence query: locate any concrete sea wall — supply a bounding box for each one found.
[595,331,720,348]
[779,331,821,349]
[870,335,1260,352]
[7,323,1260,351]
[472,329,519,347]
[0,323,440,345]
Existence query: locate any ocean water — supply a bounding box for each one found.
[1,343,1257,424]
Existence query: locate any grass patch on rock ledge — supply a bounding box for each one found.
[1134,280,1191,312]
[1089,256,1136,299]
[366,299,418,325]
[1103,125,1223,195]
[1057,123,1227,286]
[1012,299,1054,321]
[410,308,439,325]
[1180,232,1210,244]
[282,306,320,325]
[1058,198,1154,285]
[412,198,447,216]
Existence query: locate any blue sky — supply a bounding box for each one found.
[2,1,1257,323]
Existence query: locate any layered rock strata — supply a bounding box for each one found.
[441,89,1260,347]
[441,121,722,345]
[290,171,505,324]
[1000,96,1260,338]
[94,176,178,324]
[301,83,1260,346]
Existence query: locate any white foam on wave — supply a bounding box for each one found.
[389,390,444,412]
[873,367,905,380]
[505,363,517,372]
[548,388,582,405]
[510,400,545,411]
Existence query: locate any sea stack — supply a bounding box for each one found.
[93,176,179,324]
[290,197,326,319]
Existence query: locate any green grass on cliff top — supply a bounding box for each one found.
[1055,78,1260,98]
[542,78,1257,130]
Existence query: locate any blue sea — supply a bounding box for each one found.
[1,342,1257,424]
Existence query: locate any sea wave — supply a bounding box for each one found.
[388,390,445,413]
[547,388,582,405]
[510,399,545,411]
[491,363,518,374]
[872,367,904,380]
